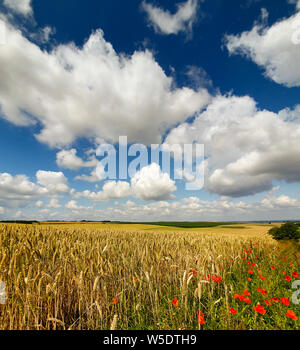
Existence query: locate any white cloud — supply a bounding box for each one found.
[225,12,300,87]
[36,170,69,194]
[3,0,32,17]
[131,163,177,200]
[0,207,4,214]
[47,198,61,209]
[165,95,300,197]
[35,200,43,208]
[0,172,45,207]
[56,149,97,170]
[76,163,177,201]
[0,19,210,147]
[65,200,91,210]
[141,0,199,35]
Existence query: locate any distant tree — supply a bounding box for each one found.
[268,222,300,241]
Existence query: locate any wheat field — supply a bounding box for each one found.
[0,223,299,330]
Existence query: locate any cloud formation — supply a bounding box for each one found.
[0,19,210,148]
[165,95,300,197]
[225,12,300,87]
[76,163,176,202]
[141,0,199,35]
[3,0,32,17]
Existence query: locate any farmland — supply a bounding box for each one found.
[0,222,299,330]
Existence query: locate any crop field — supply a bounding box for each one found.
[0,223,299,330]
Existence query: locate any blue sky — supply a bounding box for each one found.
[0,0,300,221]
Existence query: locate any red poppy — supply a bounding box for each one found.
[204,274,210,280]
[271,266,275,270]
[112,298,118,304]
[292,272,299,278]
[283,271,286,275]
[172,298,178,307]
[259,274,266,281]
[250,263,255,268]
[212,275,222,283]
[281,297,289,306]
[248,278,252,282]
[229,307,238,315]
[283,258,287,262]
[286,310,298,321]
[257,288,268,295]
[253,304,266,315]
[248,270,253,274]
[290,263,293,267]
[234,294,245,301]
[285,276,292,282]
[271,298,279,303]
[190,270,197,277]
[243,297,251,304]
[197,311,205,325]
[243,290,250,296]
[264,299,271,306]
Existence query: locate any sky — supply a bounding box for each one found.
[0,0,300,222]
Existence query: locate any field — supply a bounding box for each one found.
[0,222,299,330]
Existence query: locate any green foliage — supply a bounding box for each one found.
[268,222,300,241]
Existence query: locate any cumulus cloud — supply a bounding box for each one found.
[0,172,45,207]
[35,200,43,208]
[56,149,97,170]
[47,198,61,209]
[164,95,300,197]
[3,0,33,17]
[0,19,210,147]
[65,200,91,210]
[36,170,70,195]
[131,163,177,200]
[141,0,199,35]
[76,163,177,201]
[225,12,300,87]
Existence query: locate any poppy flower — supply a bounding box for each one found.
[204,274,210,281]
[248,278,252,282]
[290,263,293,267]
[243,290,250,296]
[253,304,266,315]
[250,263,255,268]
[212,275,222,283]
[259,274,266,281]
[172,298,178,307]
[243,297,251,304]
[281,297,289,306]
[286,310,298,321]
[264,299,271,306]
[190,270,197,277]
[271,298,279,303]
[292,272,299,278]
[283,272,286,275]
[271,266,275,270]
[234,294,245,301]
[248,270,253,274]
[285,276,292,282]
[257,288,268,295]
[283,258,287,262]
[229,307,238,315]
[197,311,205,325]
[112,298,118,305]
